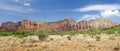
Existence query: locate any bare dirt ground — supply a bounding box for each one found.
[0,34,120,51]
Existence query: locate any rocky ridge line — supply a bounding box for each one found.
[0,18,118,31]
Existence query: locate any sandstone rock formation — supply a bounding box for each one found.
[0,26,2,31]
[78,18,118,30]
[17,20,46,31]
[0,18,118,31]
[46,18,77,31]
[1,22,18,31]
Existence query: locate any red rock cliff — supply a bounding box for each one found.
[0,18,118,31]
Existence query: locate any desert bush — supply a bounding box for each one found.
[49,31,65,35]
[90,30,102,34]
[50,38,54,41]
[104,30,115,34]
[14,30,25,35]
[67,31,76,36]
[27,32,35,35]
[0,31,13,36]
[95,35,101,41]
[14,30,27,38]
[35,29,49,41]
[67,36,72,40]
[78,30,87,34]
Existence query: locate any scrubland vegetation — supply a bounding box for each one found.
[0,25,120,51]
[0,25,120,40]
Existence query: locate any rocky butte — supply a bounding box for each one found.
[0,18,118,31]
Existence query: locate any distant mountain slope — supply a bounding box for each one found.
[78,18,118,30]
[0,18,119,31]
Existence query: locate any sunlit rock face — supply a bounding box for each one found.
[1,22,18,31]
[45,18,77,31]
[0,26,2,31]
[78,18,118,30]
[0,18,119,31]
[17,20,46,31]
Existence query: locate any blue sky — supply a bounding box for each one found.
[0,0,120,24]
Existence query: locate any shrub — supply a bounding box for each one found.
[14,30,27,38]
[14,30,25,35]
[28,32,35,35]
[50,38,54,41]
[67,36,72,40]
[0,31,13,36]
[104,30,115,34]
[67,31,76,36]
[35,29,49,41]
[78,30,86,34]
[95,35,101,41]
[89,30,101,34]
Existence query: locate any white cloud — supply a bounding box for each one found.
[0,2,34,13]
[24,3,30,7]
[76,4,120,21]
[101,10,120,17]
[75,4,120,12]
[77,15,100,21]
[14,0,33,2]
[78,10,120,21]
[14,0,32,7]
[82,15,99,19]
[15,0,20,2]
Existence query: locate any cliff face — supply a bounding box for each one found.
[17,20,46,31]
[45,18,77,31]
[77,18,118,30]
[0,26,2,31]
[1,22,18,31]
[0,18,118,31]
